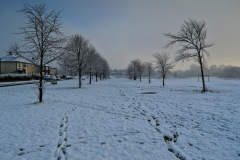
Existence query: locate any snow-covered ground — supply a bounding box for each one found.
[0,77,239,160]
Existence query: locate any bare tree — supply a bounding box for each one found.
[63,34,89,88]
[145,62,153,83]
[127,59,139,80]
[9,3,66,103]
[127,63,134,80]
[153,52,174,86]
[101,58,110,79]
[164,18,214,92]
[94,53,103,82]
[135,59,146,82]
[85,44,97,84]
[57,51,69,75]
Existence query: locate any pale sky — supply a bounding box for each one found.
[0,0,239,70]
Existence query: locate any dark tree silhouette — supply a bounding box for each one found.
[153,52,174,86]
[9,3,66,102]
[64,34,89,88]
[145,62,153,83]
[164,18,214,92]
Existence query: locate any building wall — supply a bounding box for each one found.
[17,62,28,74]
[1,62,17,74]
[50,68,56,75]
[27,64,35,74]
[1,59,39,74]
[42,66,50,75]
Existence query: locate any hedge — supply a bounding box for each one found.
[0,74,32,81]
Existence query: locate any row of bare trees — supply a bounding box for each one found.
[58,34,110,88]
[8,3,110,103]
[126,52,174,86]
[126,18,214,92]
[127,59,147,81]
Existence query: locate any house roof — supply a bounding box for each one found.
[50,66,56,69]
[1,54,31,64]
[2,54,56,68]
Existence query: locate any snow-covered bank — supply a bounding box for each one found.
[0,77,239,159]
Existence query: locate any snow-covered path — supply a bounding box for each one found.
[0,77,240,159]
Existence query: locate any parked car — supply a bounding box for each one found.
[43,75,52,81]
[50,75,57,80]
[65,75,72,80]
[55,75,61,80]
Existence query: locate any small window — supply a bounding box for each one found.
[18,63,21,67]
[28,64,31,68]
[23,63,26,67]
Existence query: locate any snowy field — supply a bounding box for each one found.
[0,77,240,160]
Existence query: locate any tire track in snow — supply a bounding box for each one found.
[54,107,76,160]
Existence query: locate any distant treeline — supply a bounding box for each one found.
[173,64,240,79]
[111,64,240,79]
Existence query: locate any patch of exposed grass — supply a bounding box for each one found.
[192,89,220,93]
[141,92,157,94]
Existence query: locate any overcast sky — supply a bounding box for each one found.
[0,0,239,70]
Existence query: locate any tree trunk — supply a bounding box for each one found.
[140,74,141,82]
[162,69,165,86]
[133,66,136,80]
[149,71,151,83]
[163,75,165,86]
[39,70,43,103]
[39,30,44,103]
[96,74,98,82]
[100,74,102,80]
[89,72,91,84]
[78,70,82,88]
[199,58,206,92]
[39,52,43,103]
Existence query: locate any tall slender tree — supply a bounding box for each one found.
[145,62,153,83]
[64,34,89,88]
[101,58,110,79]
[94,53,103,82]
[153,52,174,86]
[85,44,97,84]
[9,3,66,103]
[135,59,146,82]
[164,18,214,92]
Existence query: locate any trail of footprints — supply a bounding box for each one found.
[54,107,76,160]
[130,98,189,160]
[54,88,188,159]
[119,86,188,159]
[16,145,46,157]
